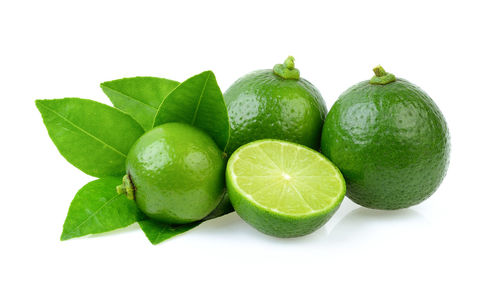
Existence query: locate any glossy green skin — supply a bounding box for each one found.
[224,70,327,154]
[126,122,225,224]
[321,79,450,210]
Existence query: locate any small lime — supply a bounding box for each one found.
[226,139,345,238]
[321,66,450,210]
[224,56,327,154]
[119,122,225,224]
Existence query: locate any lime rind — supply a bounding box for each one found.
[227,139,346,218]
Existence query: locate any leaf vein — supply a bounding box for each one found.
[102,86,158,110]
[190,73,210,125]
[153,225,169,243]
[66,193,122,236]
[38,102,127,158]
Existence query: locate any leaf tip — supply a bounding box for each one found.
[198,70,215,78]
[99,81,111,89]
[34,99,46,108]
[35,99,52,115]
[60,231,71,241]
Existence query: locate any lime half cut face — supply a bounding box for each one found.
[226,139,346,238]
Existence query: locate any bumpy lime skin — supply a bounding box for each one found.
[224,70,327,154]
[321,79,450,210]
[126,122,225,224]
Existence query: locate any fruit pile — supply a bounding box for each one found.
[36,57,450,244]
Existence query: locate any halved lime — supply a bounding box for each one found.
[226,139,346,238]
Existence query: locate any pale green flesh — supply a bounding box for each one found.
[229,141,344,216]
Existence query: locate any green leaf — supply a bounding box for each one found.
[100,77,179,130]
[61,177,144,240]
[36,98,144,178]
[139,191,233,245]
[139,220,202,245]
[153,71,230,152]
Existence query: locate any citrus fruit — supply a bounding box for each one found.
[321,66,450,210]
[117,122,225,224]
[224,56,327,154]
[226,139,345,238]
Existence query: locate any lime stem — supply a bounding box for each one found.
[370,65,396,85]
[273,56,300,80]
[373,65,387,77]
[116,174,135,200]
[284,56,295,69]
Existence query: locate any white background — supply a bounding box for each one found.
[1,1,499,285]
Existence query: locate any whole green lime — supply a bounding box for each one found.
[118,122,225,224]
[224,56,327,154]
[321,66,450,210]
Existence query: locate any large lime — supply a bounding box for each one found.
[226,139,345,238]
[224,56,327,154]
[118,122,225,224]
[321,66,450,210]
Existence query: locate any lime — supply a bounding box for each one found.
[224,56,327,154]
[117,122,225,224]
[321,66,450,210]
[226,139,345,238]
